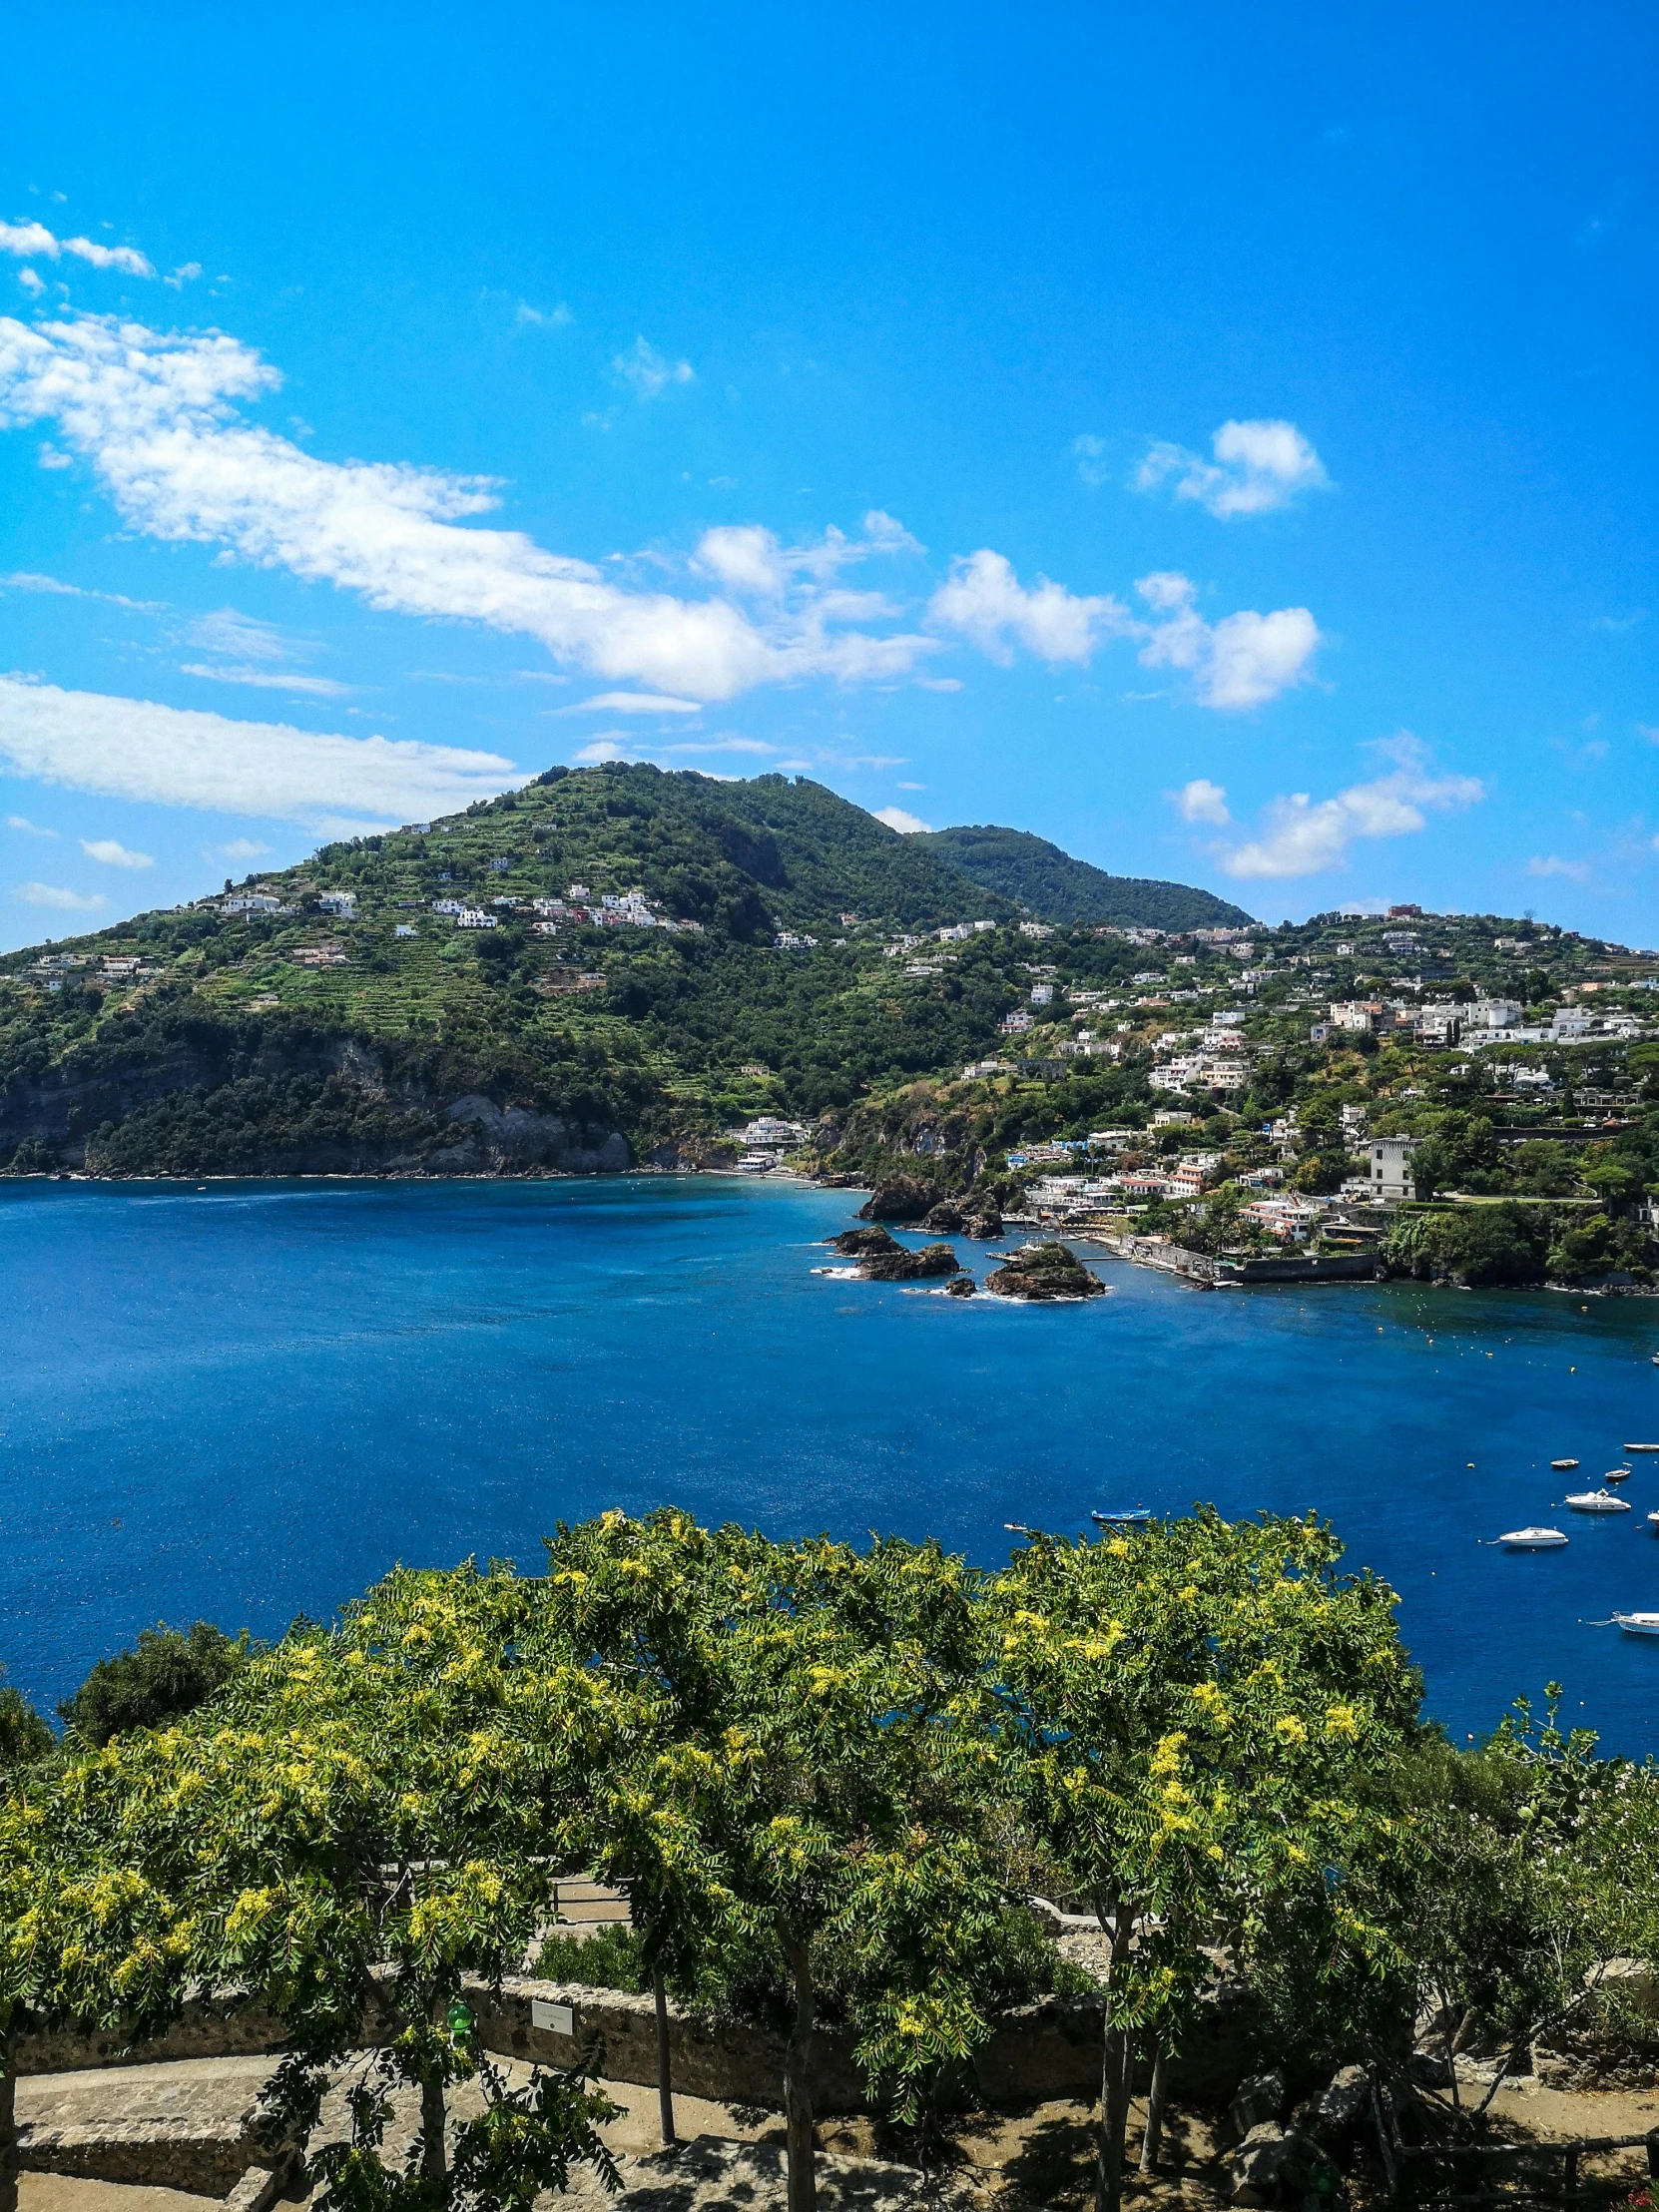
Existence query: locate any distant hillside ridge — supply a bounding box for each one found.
[913,825,1255,931]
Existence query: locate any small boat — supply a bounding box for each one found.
[1605,1466,1633,1484]
[1551,1458,1580,1470]
[1567,1489,1631,1514]
[1614,1613,1659,1637]
[1496,1527,1568,1550]
[1091,1507,1153,1527]
[1003,1521,1032,1535]
[1626,1443,1659,1453]
[1649,1510,1659,1532]
[1651,1353,1659,1366]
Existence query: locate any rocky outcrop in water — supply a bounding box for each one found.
[916,1195,1003,1238]
[830,1224,959,1281]
[984,1241,1104,1301]
[943,1275,976,1298]
[830,1226,900,1257]
[856,1177,934,1223]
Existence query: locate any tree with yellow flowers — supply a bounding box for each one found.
[986,1510,1420,2212]
[0,1561,622,2212]
[539,1509,1011,2212]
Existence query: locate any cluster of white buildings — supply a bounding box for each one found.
[530,887,702,935]
[734,1115,810,1173]
[1314,994,1652,1051]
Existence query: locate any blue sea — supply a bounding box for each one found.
[5,1175,1659,1752]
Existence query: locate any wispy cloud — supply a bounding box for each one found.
[81,836,153,867]
[0,677,516,827]
[1214,738,1482,878]
[215,837,270,860]
[612,336,694,398]
[6,813,57,836]
[554,691,703,716]
[873,806,931,833]
[1527,853,1591,882]
[1,569,161,611]
[1136,418,1330,519]
[15,879,107,910]
[0,312,940,702]
[0,220,154,277]
[516,299,572,328]
[1071,433,1110,488]
[180,663,353,699]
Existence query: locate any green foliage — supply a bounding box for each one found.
[532,1925,648,1991]
[911,826,1252,930]
[1382,1203,1553,1286]
[0,1682,54,1777]
[58,1622,255,1747]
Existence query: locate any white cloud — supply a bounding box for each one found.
[1136,418,1330,519]
[1217,740,1482,878]
[612,336,694,398]
[0,311,937,702]
[929,557,1319,709]
[16,880,107,910]
[6,813,57,835]
[187,608,292,661]
[0,677,517,827]
[0,221,154,276]
[164,263,203,289]
[180,663,352,699]
[81,836,153,867]
[1527,853,1591,882]
[516,300,571,328]
[874,806,931,833]
[0,222,62,259]
[17,269,44,298]
[1173,778,1230,826]
[692,512,922,600]
[1071,433,1110,488]
[216,837,270,859]
[927,549,1133,665]
[1133,572,1321,709]
[1,569,160,610]
[555,692,703,716]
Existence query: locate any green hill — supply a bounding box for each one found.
[913,826,1254,930]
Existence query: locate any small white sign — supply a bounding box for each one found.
[531,1998,575,2036]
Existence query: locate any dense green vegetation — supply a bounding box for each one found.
[914,824,1254,929]
[56,1621,255,1748]
[2,764,1656,1271]
[4,1511,1657,2212]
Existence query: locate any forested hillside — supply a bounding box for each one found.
[914,824,1255,929]
[2,760,1654,1268]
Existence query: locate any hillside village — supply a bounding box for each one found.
[1,766,1656,1284]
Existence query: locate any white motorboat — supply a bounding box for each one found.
[1605,1466,1633,1484]
[1626,1443,1659,1453]
[1614,1613,1659,1637]
[1496,1527,1568,1550]
[1550,1458,1579,1470]
[1567,1489,1631,1514]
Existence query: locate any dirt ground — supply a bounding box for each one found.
[19,2071,1659,2212]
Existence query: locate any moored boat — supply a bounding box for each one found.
[1495,1527,1568,1550]
[1626,1443,1659,1453]
[1567,1488,1631,1514]
[1091,1507,1153,1527]
[1614,1612,1659,1637]
[1550,1458,1579,1470]
[1605,1466,1633,1484]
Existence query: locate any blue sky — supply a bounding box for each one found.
[0,3,1654,948]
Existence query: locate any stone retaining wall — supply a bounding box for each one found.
[18,1974,1260,2116]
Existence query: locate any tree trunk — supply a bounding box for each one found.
[782,1931,817,2212]
[654,1969,677,2148]
[1093,1900,1135,2212]
[0,2043,17,2212]
[1138,2039,1169,2175]
[421,1995,448,2186]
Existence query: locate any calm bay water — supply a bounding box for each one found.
[5,1174,1659,1750]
